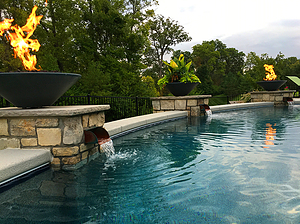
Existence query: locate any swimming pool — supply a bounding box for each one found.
[1,106,300,223]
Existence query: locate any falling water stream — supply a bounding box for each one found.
[288,101,295,106]
[206,109,212,116]
[101,139,115,157]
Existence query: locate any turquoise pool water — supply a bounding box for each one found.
[1,106,300,223]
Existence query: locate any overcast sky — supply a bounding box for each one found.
[154,0,300,60]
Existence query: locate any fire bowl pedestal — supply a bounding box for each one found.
[0,72,81,108]
[251,90,295,106]
[0,105,110,170]
[257,80,287,91]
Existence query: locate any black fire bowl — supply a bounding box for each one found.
[0,72,81,108]
[257,80,287,91]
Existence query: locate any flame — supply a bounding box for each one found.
[0,19,14,35]
[264,123,276,148]
[264,64,277,81]
[0,6,43,71]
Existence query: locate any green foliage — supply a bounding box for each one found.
[141,76,159,96]
[157,54,200,89]
[192,39,246,96]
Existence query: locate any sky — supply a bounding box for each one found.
[154,0,300,60]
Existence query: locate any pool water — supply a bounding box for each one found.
[1,106,300,223]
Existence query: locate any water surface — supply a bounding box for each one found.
[1,106,300,223]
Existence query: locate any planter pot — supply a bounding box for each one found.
[257,80,287,91]
[0,72,81,108]
[166,82,199,96]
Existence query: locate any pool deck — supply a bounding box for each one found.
[1,100,300,187]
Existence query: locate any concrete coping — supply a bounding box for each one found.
[0,148,53,186]
[293,98,300,104]
[150,95,212,100]
[251,90,296,94]
[0,105,110,117]
[210,102,274,112]
[104,110,188,137]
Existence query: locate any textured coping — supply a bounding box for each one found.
[210,102,274,112]
[0,105,110,117]
[293,98,300,104]
[150,95,212,100]
[0,148,52,186]
[104,111,188,137]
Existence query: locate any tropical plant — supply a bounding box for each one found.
[157,54,200,89]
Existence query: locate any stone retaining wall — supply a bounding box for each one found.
[0,105,110,170]
[151,95,212,116]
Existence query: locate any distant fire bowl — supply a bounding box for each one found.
[0,72,81,108]
[257,80,287,91]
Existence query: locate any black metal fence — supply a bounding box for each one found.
[53,95,153,122]
[0,93,256,121]
[208,94,245,106]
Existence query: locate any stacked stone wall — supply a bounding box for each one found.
[0,106,108,170]
[151,95,211,116]
[250,90,295,106]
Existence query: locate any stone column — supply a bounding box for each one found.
[0,105,110,170]
[151,95,211,116]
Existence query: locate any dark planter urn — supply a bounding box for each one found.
[0,72,81,108]
[166,82,199,96]
[257,80,287,91]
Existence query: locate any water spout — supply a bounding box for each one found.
[200,104,212,116]
[84,127,115,157]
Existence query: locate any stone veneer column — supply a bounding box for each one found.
[0,105,110,170]
[151,95,211,116]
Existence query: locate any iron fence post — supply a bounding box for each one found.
[136,97,139,116]
[87,94,91,105]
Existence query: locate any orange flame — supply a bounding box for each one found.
[0,19,14,35]
[0,6,43,71]
[264,64,277,81]
[264,123,276,148]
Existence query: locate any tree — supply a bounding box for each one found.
[124,0,157,15]
[35,0,83,72]
[192,40,222,94]
[192,39,246,95]
[147,15,192,78]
